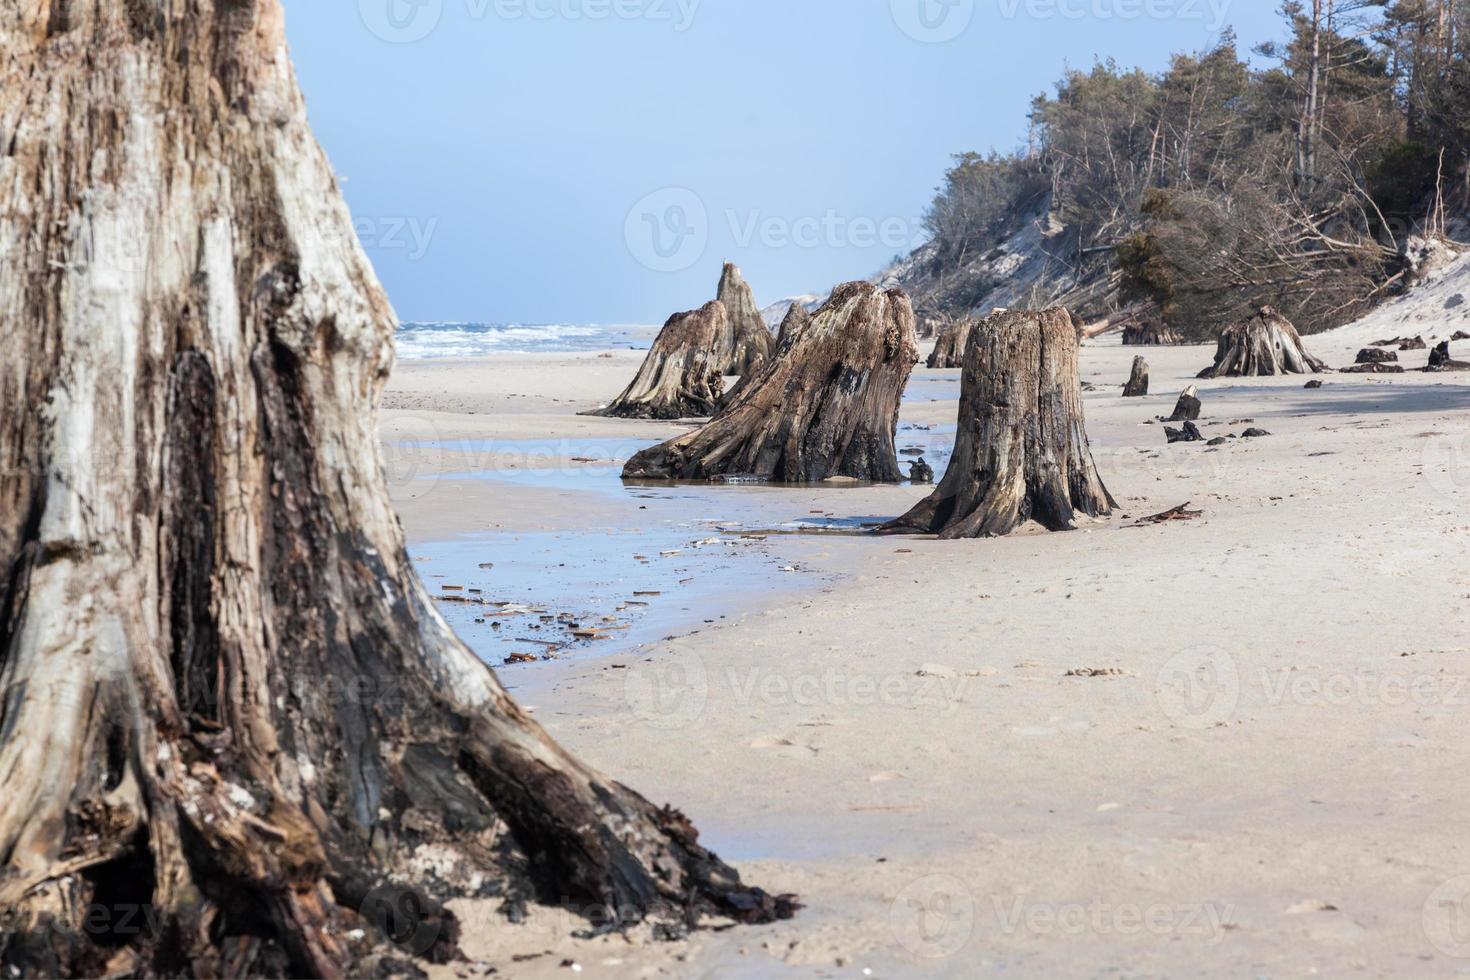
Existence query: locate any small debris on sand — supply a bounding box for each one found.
[1131,503,1203,526]
[1066,668,1127,678]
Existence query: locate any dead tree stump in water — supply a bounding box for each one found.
[623,283,920,483]
[882,309,1115,538]
[0,5,793,976]
[714,262,776,377]
[586,302,727,419]
[1167,385,1202,422]
[1123,356,1150,397]
[927,316,979,369]
[1198,306,1327,378]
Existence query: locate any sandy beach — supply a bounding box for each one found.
[385,321,1470,978]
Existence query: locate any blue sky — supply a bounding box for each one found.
[285,0,1286,325]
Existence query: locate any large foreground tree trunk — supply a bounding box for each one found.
[623,283,919,483]
[883,309,1115,538]
[0,5,791,977]
[714,262,776,377]
[584,302,727,419]
[1198,306,1327,378]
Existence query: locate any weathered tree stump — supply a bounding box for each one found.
[1198,306,1327,378]
[882,309,1115,538]
[1122,320,1183,345]
[714,262,776,376]
[1427,341,1470,371]
[623,283,920,483]
[775,301,812,349]
[0,6,792,977]
[916,310,953,340]
[585,302,727,419]
[927,316,980,369]
[1123,356,1150,397]
[1167,385,1202,422]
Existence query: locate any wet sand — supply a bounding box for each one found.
[387,331,1470,978]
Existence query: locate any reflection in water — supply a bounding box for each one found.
[405,425,961,668]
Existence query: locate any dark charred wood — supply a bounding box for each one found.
[908,458,935,485]
[1198,306,1326,378]
[1123,356,1150,397]
[585,302,727,419]
[1400,336,1428,351]
[623,282,920,483]
[1427,341,1470,371]
[1356,348,1398,364]
[1241,428,1272,438]
[1340,362,1405,374]
[1166,422,1204,444]
[1305,380,1325,389]
[881,309,1115,539]
[1166,385,1202,422]
[1132,503,1203,526]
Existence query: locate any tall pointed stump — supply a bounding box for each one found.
[714,262,776,377]
[0,5,791,977]
[624,283,920,483]
[883,309,1115,538]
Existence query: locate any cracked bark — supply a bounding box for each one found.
[623,283,919,484]
[882,309,1115,538]
[0,4,793,977]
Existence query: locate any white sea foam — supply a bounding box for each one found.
[395,322,657,359]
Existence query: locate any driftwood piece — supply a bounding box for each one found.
[1132,503,1204,526]
[623,282,920,483]
[927,316,980,369]
[1123,356,1150,397]
[1357,347,1399,364]
[0,5,793,976]
[1198,306,1327,378]
[1167,385,1202,422]
[1400,336,1428,351]
[715,262,777,376]
[585,302,727,419]
[1122,320,1184,345]
[1341,362,1405,374]
[882,309,1115,538]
